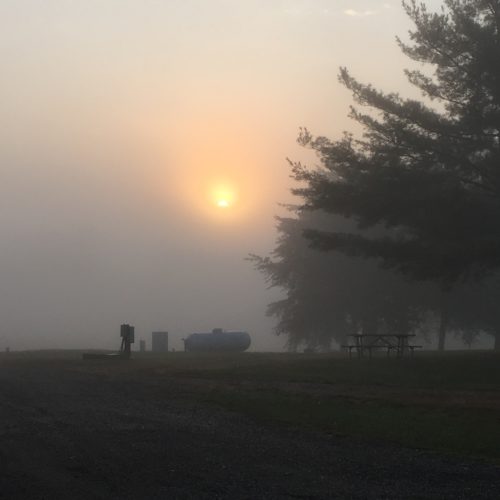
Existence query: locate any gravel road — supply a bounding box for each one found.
[0,360,499,499]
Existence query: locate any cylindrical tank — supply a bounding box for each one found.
[184,329,251,353]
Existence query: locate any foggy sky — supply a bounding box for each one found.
[0,1,443,351]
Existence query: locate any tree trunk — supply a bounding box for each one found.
[438,293,449,352]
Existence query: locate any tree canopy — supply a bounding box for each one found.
[292,0,500,288]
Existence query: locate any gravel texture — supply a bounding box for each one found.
[0,359,499,499]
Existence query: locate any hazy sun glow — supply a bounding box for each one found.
[211,183,236,210]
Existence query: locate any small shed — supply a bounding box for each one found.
[152,331,168,352]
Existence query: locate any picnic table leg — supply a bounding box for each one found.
[355,336,362,359]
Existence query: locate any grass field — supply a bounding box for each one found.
[3,349,500,463]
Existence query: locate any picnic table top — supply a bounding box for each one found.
[348,333,416,337]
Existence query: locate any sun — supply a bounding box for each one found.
[217,199,230,208]
[211,183,236,210]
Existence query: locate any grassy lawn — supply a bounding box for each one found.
[158,350,500,390]
[140,351,500,462]
[3,349,500,462]
[205,387,500,461]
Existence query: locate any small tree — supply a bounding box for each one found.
[291,1,500,349]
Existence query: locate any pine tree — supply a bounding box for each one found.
[291,1,500,348]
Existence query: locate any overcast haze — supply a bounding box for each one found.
[0,0,443,351]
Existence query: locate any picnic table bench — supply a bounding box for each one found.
[342,334,422,358]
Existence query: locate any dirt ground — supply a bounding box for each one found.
[1,357,499,499]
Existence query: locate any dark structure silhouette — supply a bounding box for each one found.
[152,331,169,352]
[82,324,135,360]
[184,329,251,352]
[120,324,135,359]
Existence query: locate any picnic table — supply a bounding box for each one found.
[342,334,422,358]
